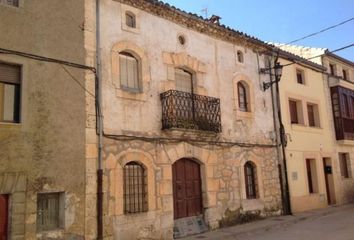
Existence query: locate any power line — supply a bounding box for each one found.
[0,47,96,72]
[277,17,354,47]
[60,65,96,98]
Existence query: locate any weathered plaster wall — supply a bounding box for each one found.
[0,1,88,239]
[99,1,281,239]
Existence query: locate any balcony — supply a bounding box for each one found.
[160,90,221,133]
[331,86,354,141]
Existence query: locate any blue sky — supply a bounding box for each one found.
[163,0,354,61]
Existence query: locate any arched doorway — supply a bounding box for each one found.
[172,158,203,219]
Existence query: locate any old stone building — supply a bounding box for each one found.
[0,0,96,239]
[276,45,354,209]
[98,0,282,239]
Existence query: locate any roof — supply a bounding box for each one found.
[116,0,272,50]
[325,51,354,67]
[116,0,329,71]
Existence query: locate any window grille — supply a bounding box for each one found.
[37,193,62,232]
[123,162,148,214]
[244,161,258,199]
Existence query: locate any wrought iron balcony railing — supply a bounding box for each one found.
[160,90,221,133]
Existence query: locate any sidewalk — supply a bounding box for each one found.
[181,204,354,240]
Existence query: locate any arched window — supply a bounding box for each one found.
[125,12,136,28]
[244,161,258,199]
[175,68,193,93]
[237,51,244,63]
[119,51,141,92]
[238,82,248,112]
[123,162,148,214]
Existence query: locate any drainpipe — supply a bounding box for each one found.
[96,0,104,239]
[266,57,285,215]
[272,56,292,215]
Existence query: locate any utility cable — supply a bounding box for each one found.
[277,17,354,47]
[60,65,96,98]
[0,47,96,72]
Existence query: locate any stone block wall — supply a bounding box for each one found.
[101,138,282,240]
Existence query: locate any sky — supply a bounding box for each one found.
[163,0,354,61]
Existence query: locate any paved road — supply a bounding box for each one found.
[183,204,354,240]
[237,205,354,240]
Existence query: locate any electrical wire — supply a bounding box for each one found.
[277,17,354,47]
[0,47,96,72]
[60,65,96,98]
[103,133,278,149]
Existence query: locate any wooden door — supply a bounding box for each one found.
[0,195,9,240]
[323,158,336,205]
[172,159,202,219]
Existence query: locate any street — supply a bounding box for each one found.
[182,204,354,240]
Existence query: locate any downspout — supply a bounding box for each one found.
[266,56,284,215]
[273,56,292,215]
[96,0,104,239]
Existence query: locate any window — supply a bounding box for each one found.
[37,193,64,232]
[342,69,348,80]
[125,12,136,28]
[296,69,305,84]
[123,162,148,214]
[0,62,21,123]
[238,82,248,112]
[306,159,318,194]
[1,0,19,7]
[342,94,350,118]
[175,68,193,93]
[119,52,141,92]
[244,161,258,199]
[339,153,351,178]
[289,99,302,124]
[237,51,244,63]
[329,63,336,76]
[307,103,320,127]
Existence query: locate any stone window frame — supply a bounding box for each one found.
[234,47,246,66]
[123,161,148,214]
[233,74,254,119]
[121,5,140,34]
[239,157,264,201]
[111,41,150,101]
[105,151,156,216]
[162,52,207,95]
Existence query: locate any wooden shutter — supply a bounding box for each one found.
[238,82,247,111]
[119,53,139,91]
[0,63,20,84]
[307,104,315,126]
[289,100,298,124]
[175,68,192,93]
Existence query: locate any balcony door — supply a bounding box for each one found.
[172,158,203,219]
[175,68,193,93]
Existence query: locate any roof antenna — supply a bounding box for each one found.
[201,8,208,19]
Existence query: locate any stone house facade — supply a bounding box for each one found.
[99,0,282,239]
[0,0,96,239]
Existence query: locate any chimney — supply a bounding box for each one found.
[209,15,221,24]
